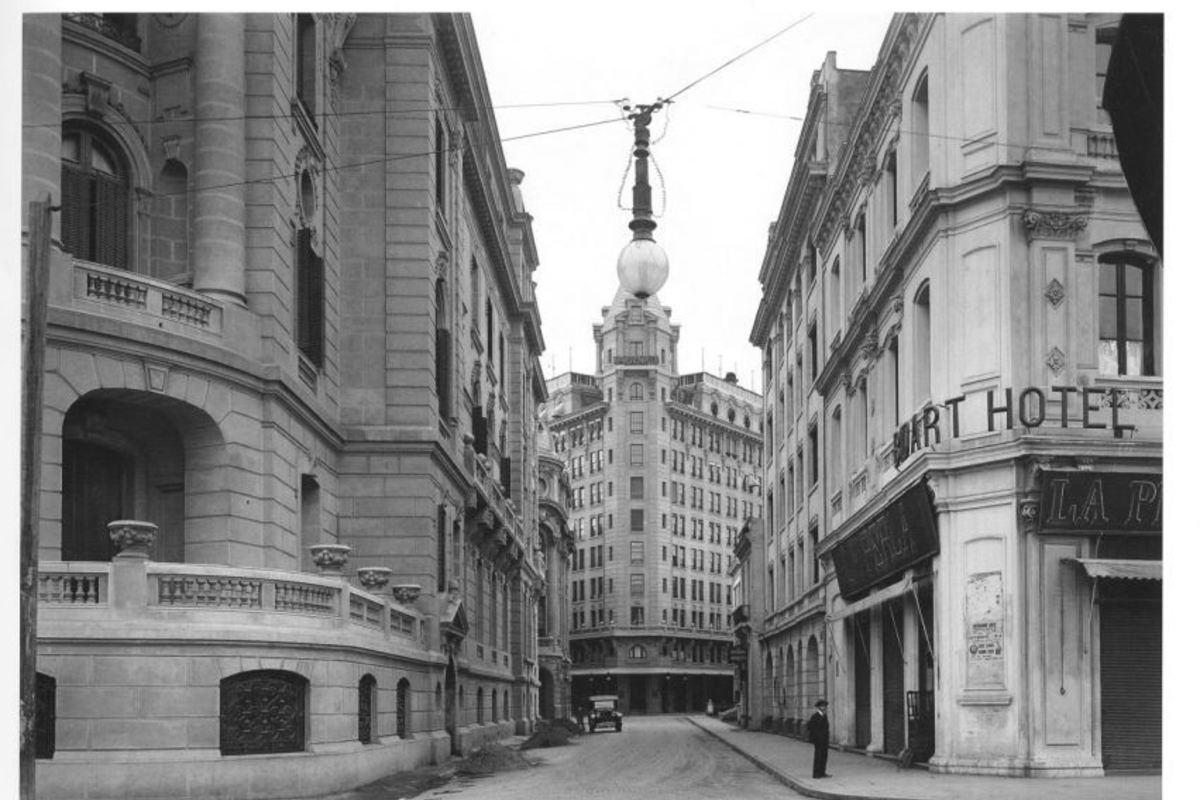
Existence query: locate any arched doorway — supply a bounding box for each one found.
[60,390,224,563]
[539,667,555,720]
[444,655,458,755]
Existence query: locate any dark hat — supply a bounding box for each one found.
[815,699,828,707]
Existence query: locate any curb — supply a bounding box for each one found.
[686,717,924,800]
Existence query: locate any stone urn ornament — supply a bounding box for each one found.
[392,584,421,605]
[309,544,352,575]
[357,566,392,594]
[108,520,158,558]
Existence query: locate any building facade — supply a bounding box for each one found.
[547,288,763,714]
[535,417,576,721]
[23,12,562,799]
[748,13,1161,777]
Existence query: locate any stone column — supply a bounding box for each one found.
[192,13,246,303]
[868,605,885,753]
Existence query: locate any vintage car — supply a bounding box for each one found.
[587,694,623,733]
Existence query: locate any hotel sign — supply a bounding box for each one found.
[831,482,939,601]
[1039,470,1162,533]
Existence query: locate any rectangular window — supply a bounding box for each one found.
[629,411,644,434]
[629,444,644,466]
[630,540,644,564]
[630,606,645,626]
[295,14,317,122]
[1098,257,1155,376]
[807,325,818,382]
[295,227,325,366]
[630,476,644,499]
[808,424,819,486]
[630,574,645,596]
[630,509,644,532]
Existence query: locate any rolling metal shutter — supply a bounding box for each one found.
[1100,598,1161,772]
[853,612,871,748]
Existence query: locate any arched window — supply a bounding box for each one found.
[913,281,931,405]
[710,402,719,416]
[61,124,131,269]
[629,382,644,401]
[1098,253,1157,376]
[911,72,930,185]
[396,679,410,738]
[476,687,484,725]
[358,674,377,744]
[220,670,307,755]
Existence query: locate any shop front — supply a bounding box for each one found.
[827,480,939,762]
[1032,468,1162,775]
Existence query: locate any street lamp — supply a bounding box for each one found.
[616,103,669,299]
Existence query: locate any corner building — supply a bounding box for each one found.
[24,13,564,799]
[750,13,1161,776]
[547,288,763,714]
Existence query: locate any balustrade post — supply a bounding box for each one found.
[107,520,156,610]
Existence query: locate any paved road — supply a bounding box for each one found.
[415,715,800,800]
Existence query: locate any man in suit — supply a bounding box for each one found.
[807,699,831,778]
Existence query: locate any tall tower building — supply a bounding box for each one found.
[547,286,763,714]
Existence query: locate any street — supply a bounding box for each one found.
[416,716,799,800]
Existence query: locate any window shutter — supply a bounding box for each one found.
[295,228,325,366]
[94,172,129,268]
[472,406,488,454]
[60,164,91,261]
[436,328,452,419]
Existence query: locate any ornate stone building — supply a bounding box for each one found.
[547,288,763,715]
[535,416,576,721]
[749,13,1161,776]
[23,13,559,799]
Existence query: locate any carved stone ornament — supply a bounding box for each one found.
[1023,209,1089,241]
[1045,346,1067,375]
[392,584,421,605]
[891,294,905,319]
[1044,278,1066,309]
[108,520,158,558]
[357,566,393,593]
[309,543,351,574]
[1019,499,1040,532]
[435,250,449,278]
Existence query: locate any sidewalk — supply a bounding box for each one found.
[687,715,1162,800]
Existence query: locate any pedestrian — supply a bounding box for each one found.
[807,699,831,779]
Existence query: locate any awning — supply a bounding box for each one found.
[1070,558,1162,581]
[826,576,912,622]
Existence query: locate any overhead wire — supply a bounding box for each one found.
[22,97,627,130]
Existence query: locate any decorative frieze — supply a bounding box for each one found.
[1022,209,1088,241]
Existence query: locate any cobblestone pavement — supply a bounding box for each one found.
[412,715,798,800]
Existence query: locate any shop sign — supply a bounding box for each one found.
[893,385,1140,468]
[831,482,939,600]
[1039,470,1162,532]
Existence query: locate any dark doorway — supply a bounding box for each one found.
[852,612,871,748]
[444,657,459,755]
[62,440,129,561]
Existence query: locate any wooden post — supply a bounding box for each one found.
[21,197,53,799]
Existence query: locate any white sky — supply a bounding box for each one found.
[473,3,891,390]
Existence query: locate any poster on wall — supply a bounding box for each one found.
[966,571,1004,687]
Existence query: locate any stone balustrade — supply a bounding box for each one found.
[73,260,223,335]
[37,558,423,645]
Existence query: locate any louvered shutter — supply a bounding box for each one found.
[295,228,325,366]
[60,163,91,261]
[93,172,129,268]
[1100,599,1162,772]
[436,329,452,419]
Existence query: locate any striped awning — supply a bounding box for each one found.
[1070,559,1162,581]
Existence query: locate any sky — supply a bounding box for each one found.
[472,4,892,391]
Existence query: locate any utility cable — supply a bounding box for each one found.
[22,97,626,130]
[663,13,816,102]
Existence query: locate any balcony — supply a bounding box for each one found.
[70,260,223,336]
[38,558,426,650]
